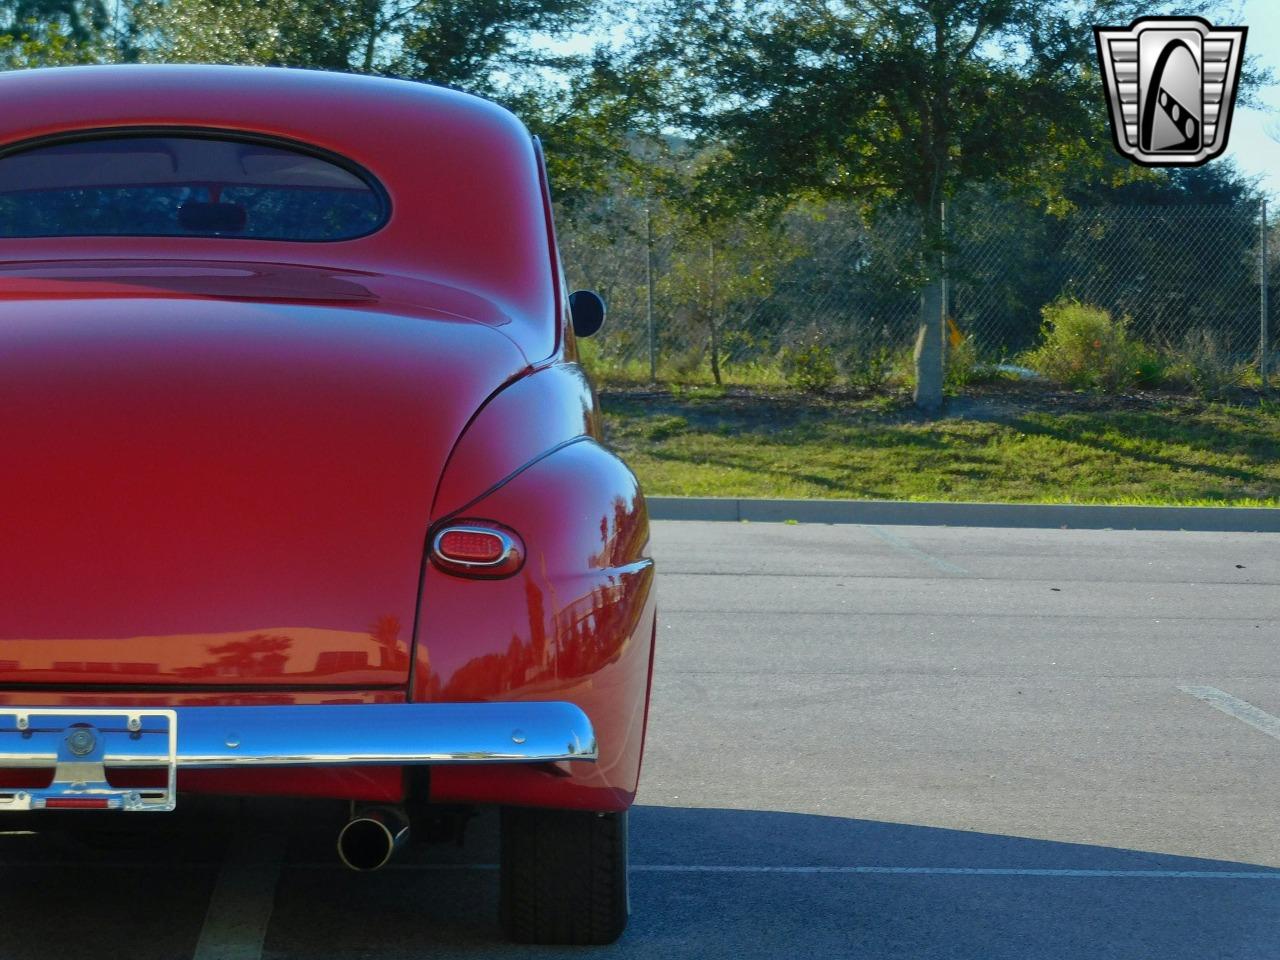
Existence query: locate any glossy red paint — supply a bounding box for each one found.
[0,66,558,359]
[432,363,601,518]
[0,296,525,686]
[422,440,656,812]
[0,65,654,811]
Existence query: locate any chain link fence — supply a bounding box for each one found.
[560,198,1277,385]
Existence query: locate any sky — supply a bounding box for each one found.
[1223,0,1280,196]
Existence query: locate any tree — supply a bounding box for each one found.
[656,204,797,383]
[0,0,112,65]
[644,0,1197,411]
[132,0,595,80]
[128,0,658,209]
[1,0,106,43]
[941,162,1266,357]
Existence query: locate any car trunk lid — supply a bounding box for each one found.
[0,290,527,687]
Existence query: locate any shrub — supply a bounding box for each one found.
[576,338,646,386]
[780,339,838,393]
[843,341,895,392]
[1165,329,1247,399]
[645,415,689,441]
[1132,350,1167,389]
[1022,299,1158,393]
[888,343,918,392]
[667,347,707,380]
[945,334,980,391]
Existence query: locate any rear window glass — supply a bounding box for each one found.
[0,133,387,241]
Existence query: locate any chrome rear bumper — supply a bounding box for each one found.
[0,702,596,812]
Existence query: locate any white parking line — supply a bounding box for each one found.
[630,865,1280,878]
[4,856,1273,882]
[5,860,1274,885]
[1179,685,1280,742]
[865,526,968,576]
[192,828,284,960]
[360,863,1280,879]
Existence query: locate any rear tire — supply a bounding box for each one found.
[499,807,629,945]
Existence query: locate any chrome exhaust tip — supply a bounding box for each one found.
[337,806,409,872]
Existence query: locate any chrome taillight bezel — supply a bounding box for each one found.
[429,521,524,578]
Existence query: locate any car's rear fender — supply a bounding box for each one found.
[414,437,655,812]
[431,361,600,520]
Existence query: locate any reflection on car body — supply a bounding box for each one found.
[0,64,654,946]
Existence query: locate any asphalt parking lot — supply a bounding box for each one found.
[3,519,1279,959]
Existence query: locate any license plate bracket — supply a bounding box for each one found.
[0,708,178,812]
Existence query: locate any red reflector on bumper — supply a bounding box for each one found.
[44,798,111,809]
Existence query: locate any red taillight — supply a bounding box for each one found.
[430,522,524,578]
[437,529,504,563]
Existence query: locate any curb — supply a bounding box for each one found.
[646,496,1280,532]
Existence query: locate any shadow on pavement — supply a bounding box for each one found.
[1,802,1276,959]
[271,804,1280,959]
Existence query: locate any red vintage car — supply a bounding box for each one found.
[0,65,656,945]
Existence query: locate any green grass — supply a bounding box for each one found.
[600,387,1280,506]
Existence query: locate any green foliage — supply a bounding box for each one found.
[0,0,107,43]
[602,388,1280,506]
[1,0,652,208]
[647,0,1175,215]
[1022,299,1160,393]
[1165,329,1249,400]
[644,414,687,441]
[0,1,110,67]
[843,341,895,392]
[654,207,801,385]
[131,0,596,81]
[642,0,1198,407]
[123,0,654,211]
[2,0,1269,407]
[889,344,918,393]
[0,21,73,66]
[945,334,981,392]
[780,338,837,394]
[577,336,791,390]
[945,168,1265,358]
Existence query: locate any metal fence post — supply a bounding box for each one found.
[1263,197,1271,391]
[940,199,948,352]
[646,207,657,384]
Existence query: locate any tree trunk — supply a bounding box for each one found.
[913,206,946,414]
[914,276,945,413]
[360,0,379,72]
[708,240,722,386]
[709,318,722,385]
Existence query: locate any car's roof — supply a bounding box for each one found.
[0,66,559,360]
